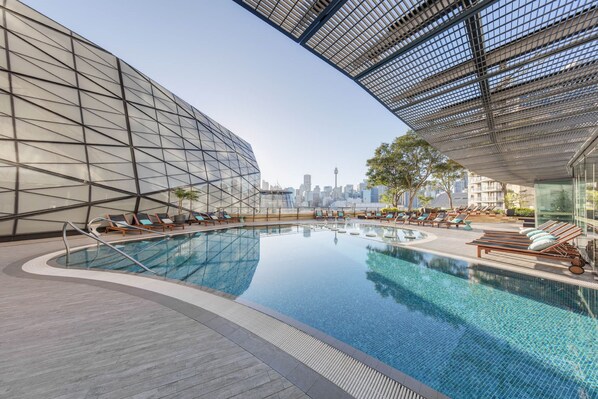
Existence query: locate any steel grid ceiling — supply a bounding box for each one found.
[235,0,598,185]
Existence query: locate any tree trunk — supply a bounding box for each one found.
[448,191,453,210]
[408,190,416,212]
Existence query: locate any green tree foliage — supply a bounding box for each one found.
[417,194,434,208]
[431,159,465,209]
[366,131,443,211]
[172,187,199,214]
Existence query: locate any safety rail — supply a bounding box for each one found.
[62,217,172,275]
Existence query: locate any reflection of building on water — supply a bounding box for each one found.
[303,226,311,238]
[365,246,597,316]
[83,229,262,297]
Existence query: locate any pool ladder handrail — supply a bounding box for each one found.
[62,217,172,275]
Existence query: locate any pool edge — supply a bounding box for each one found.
[21,247,448,399]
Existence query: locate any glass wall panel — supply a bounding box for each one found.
[534,180,574,226]
[0,0,260,239]
[572,148,598,267]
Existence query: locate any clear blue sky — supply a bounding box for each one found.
[23,0,409,189]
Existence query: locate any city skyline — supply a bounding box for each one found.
[23,0,409,188]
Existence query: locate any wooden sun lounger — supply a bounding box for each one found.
[437,213,468,228]
[467,230,585,273]
[133,213,171,232]
[222,211,240,222]
[105,214,143,236]
[477,226,581,247]
[188,212,216,225]
[422,212,445,226]
[156,213,185,230]
[482,220,558,235]
[481,222,571,240]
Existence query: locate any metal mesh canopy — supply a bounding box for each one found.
[235,0,598,185]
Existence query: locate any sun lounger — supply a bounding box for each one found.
[381,212,395,222]
[336,210,346,220]
[188,211,215,225]
[133,213,172,232]
[395,213,412,224]
[477,225,581,247]
[105,214,143,236]
[315,209,324,220]
[206,212,228,224]
[408,213,429,225]
[437,213,469,228]
[482,220,558,236]
[467,229,585,273]
[156,213,185,229]
[423,212,446,227]
[222,211,240,222]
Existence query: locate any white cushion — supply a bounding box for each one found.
[520,227,537,234]
[528,239,557,251]
[532,232,556,241]
[162,218,174,224]
[526,230,543,237]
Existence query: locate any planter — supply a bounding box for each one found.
[506,209,515,216]
[174,214,186,224]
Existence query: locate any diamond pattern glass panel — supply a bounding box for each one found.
[0,1,260,239]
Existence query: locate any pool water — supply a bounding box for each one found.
[56,225,597,399]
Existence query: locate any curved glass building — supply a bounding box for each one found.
[0,0,260,240]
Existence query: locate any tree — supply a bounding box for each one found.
[366,131,443,211]
[503,190,519,209]
[172,187,199,214]
[417,194,434,208]
[380,188,404,208]
[499,182,509,209]
[172,187,188,214]
[431,159,465,209]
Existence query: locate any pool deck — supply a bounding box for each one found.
[1,220,595,399]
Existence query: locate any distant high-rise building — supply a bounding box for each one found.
[304,174,312,192]
[262,180,270,190]
[371,185,387,203]
[344,184,354,200]
[334,167,338,199]
[362,189,372,203]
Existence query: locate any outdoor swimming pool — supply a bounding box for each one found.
[55,225,597,399]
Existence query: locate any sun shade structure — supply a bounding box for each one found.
[234,0,598,186]
[0,0,260,240]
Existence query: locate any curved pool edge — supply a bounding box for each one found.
[22,247,446,399]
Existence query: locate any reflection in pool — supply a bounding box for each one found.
[55,226,597,399]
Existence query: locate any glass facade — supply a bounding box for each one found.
[572,148,598,268]
[0,1,260,239]
[534,180,574,226]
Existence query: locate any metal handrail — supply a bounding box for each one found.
[61,219,170,275]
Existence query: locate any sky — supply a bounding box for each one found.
[23,0,409,189]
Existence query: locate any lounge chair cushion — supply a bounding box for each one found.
[532,233,556,241]
[224,215,231,219]
[452,218,463,223]
[162,218,174,224]
[417,216,426,220]
[528,238,557,251]
[526,230,543,237]
[139,219,153,225]
[520,227,537,234]
[114,221,130,227]
[196,215,204,221]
